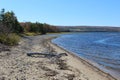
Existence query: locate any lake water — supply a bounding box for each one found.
[52,32,120,79]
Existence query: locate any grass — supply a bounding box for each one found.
[47,32,72,35]
[0,33,20,46]
[23,32,41,36]
[23,32,71,36]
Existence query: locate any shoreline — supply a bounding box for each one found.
[48,36,118,80]
[0,35,118,80]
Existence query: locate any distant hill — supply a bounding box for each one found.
[56,26,120,32]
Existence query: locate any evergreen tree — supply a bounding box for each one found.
[0,9,23,34]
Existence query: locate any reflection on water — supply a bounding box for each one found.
[52,32,120,78]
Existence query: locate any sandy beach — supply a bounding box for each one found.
[0,35,117,80]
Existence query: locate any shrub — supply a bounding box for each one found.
[0,33,20,46]
[24,32,38,36]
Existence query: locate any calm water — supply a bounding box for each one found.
[52,32,120,79]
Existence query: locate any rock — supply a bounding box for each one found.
[66,74,75,80]
[0,77,5,80]
[0,43,10,52]
[45,71,58,76]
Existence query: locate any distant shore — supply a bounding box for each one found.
[0,35,117,80]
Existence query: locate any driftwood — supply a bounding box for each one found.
[27,52,56,57]
[27,52,68,58]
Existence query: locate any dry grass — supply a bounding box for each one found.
[24,32,40,36]
[0,33,20,46]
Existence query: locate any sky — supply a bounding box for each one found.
[0,0,120,27]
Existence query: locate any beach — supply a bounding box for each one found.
[0,35,117,80]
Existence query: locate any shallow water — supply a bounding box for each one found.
[52,32,120,79]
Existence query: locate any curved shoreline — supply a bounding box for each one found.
[0,35,118,80]
[48,37,118,80]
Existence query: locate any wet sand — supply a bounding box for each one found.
[0,35,117,80]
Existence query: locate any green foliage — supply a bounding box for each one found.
[0,8,60,46]
[24,32,40,36]
[0,33,20,46]
[20,22,59,34]
[0,9,23,34]
[40,23,47,34]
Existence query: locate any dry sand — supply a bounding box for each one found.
[0,35,117,80]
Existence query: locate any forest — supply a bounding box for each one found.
[0,9,60,45]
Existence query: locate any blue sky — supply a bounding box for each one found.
[0,0,120,26]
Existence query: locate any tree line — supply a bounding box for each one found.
[20,22,59,34]
[0,8,60,35]
[0,9,23,35]
[0,9,60,45]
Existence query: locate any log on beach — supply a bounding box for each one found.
[27,52,68,58]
